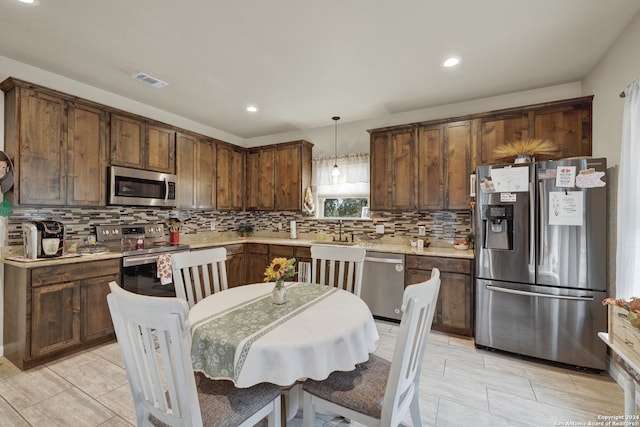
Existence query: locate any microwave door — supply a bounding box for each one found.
[109,166,177,207]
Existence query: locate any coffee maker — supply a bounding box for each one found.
[22,221,66,259]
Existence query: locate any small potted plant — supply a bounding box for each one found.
[466,232,475,249]
[238,224,254,238]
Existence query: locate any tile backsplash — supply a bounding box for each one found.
[5,206,473,247]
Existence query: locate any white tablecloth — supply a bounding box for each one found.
[188,282,379,388]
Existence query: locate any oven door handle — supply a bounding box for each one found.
[123,255,159,267]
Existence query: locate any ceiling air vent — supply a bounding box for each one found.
[131,72,169,88]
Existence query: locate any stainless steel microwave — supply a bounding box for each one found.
[108,166,177,207]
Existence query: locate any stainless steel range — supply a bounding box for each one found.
[95,223,189,297]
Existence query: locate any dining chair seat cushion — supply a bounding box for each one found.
[302,353,391,419]
[150,378,281,427]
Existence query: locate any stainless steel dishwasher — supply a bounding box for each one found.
[360,251,405,321]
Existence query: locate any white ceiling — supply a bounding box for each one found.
[1,0,639,140]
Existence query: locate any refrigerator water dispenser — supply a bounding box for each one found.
[482,204,513,250]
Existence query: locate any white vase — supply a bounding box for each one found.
[271,280,287,305]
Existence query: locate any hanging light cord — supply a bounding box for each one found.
[333,116,340,162]
[332,116,341,177]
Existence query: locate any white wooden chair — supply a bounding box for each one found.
[170,247,228,308]
[310,245,366,296]
[106,282,281,427]
[301,268,441,427]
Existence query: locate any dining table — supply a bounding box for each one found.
[189,281,379,388]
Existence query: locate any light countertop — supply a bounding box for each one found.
[1,233,473,268]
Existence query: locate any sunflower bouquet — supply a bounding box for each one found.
[264,257,297,283]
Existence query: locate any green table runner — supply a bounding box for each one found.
[190,282,337,382]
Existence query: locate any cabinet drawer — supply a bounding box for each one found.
[31,259,121,287]
[294,246,311,259]
[405,255,471,274]
[224,244,245,255]
[269,245,295,258]
[248,243,269,255]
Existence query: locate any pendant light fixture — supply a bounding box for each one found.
[331,116,341,177]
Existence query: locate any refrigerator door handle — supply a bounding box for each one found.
[538,181,545,266]
[486,285,594,301]
[529,181,535,266]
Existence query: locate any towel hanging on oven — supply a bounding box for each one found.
[157,254,173,285]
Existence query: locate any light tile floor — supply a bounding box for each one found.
[0,320,631,427]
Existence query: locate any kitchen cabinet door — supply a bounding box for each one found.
[217,143,245,210]
[247,243,270,284]
[246,147,276,210]
[14,89,68,205]
[147,124,176,174]
[533,100,592,159]
[416,122,471,210]
[417,125,443,209]
[110,114,145,169]
[196,139,217,209]
[224,244,246,287]
[176,133,216,209]
[176,132,197,208]
[445,121,472,209]
[405,255,473,337]
[67,102,107,206]
[274,141,312,211]
[80,273,119,342]
[370,128,415,210]
[476,97,592,164]
[111,114,175,173]
[477,114,528,165]
[31,281,80,358]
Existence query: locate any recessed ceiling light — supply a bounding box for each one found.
[246,106,258,113]
[18,0,39,4]
[443,57,461,68]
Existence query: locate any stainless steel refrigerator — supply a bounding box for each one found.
[475,157,608,370]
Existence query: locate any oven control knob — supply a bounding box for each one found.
[103,230,110,235]
[113,229,119,235]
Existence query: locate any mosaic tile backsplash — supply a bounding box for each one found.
[5,206,473,247]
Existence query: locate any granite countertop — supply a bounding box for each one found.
[1,250,123,267]
[1,232,474,268]
[185,233,475,260]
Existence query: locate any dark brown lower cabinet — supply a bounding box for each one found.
[405,255,474,337]
[224,244,246,288]
[3,258,120,370]
[247,243,270,284]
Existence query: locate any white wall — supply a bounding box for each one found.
[0,56,241,145]
[244,83,583,157]
[582,11,640,298]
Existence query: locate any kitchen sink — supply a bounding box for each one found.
[309,240,356,246]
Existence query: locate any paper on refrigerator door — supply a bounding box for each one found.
[489,166,529,193]
[555,166,576,188]
[549,191,584,226]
